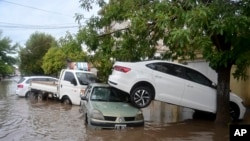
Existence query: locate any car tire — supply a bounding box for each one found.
[230,102,240,121]
[25,91,31,98]
[130,86,152,108]
[85,113,88,125]
[37,93,43,101]
[62,97,72,105]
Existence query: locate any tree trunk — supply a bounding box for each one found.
[215,65,232,125]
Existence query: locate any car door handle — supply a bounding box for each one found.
[187,85,193,88]
[155,75,162,78]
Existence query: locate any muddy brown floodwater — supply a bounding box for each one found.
[0,77,250,141]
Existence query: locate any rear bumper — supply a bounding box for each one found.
[108,75,131,94]
[15,90,25,97]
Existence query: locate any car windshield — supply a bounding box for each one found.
[90,87,128,102]
[76,72,98,85]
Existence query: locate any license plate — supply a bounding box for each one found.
[115,124,126,129]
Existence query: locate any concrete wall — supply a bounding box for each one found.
[142,101,194,124]
[230,67,250,106]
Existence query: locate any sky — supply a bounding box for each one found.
[0,0,100,46]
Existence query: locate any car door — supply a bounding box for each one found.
[58,71,79,100]
[181,67,217,113]
[149,62,185,105]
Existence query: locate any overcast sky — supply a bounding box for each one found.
[0,0,100,46]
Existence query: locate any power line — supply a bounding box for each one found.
[0,22,79,29]
[0,25,78,29]
[0,0,73,17]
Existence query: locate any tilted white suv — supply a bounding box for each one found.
[108,60,246,121]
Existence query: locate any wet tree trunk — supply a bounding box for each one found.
[211,34,233,125]
[215,66,232,125]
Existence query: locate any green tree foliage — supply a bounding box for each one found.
[42,47,65,76]
[42,32,87,75]
[77,0,250,124]
[19,32,57,75]
[0,31,18,76]
[77,0,156,82]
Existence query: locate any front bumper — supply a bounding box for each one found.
[90,119,144,128]
[239,101,246,120]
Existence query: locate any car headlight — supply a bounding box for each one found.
[91,109,104,120]
[135,110,144,120]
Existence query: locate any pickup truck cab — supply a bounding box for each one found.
[29,69,98,105]
[58,69,98,105]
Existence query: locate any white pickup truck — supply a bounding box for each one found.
[29,69,98,105]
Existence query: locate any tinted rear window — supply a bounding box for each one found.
[17,77,26,83]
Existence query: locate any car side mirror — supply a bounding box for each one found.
[212,82,217,89]
[71,78,77,86]
[81,95,88,101]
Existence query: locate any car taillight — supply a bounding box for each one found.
[114,65,131,73]
[17,84,23,88]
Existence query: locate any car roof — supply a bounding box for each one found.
[22,76,57,79]
[136,60,187,66]
[117,60,204,73]
[62,69,95,74]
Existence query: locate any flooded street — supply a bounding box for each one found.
[1,77,249,141]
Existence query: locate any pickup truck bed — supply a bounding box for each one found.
[29,81,58,94]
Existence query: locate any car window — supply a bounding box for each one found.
[147,62,185,79]
[90,87,128,102]
[17,77,26,83]
[86,73,99,82]
[162,63,185,78]
[64,72,75,82]
[76,72,98,85]
[26,78,32,83]
[33,78,46,81]
[185,68,213,87]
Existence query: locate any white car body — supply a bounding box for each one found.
[108,60,246,120]
[15,76,58,97]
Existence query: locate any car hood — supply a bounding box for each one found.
[91,102,140,117]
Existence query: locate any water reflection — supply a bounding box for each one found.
[0,77,248,141]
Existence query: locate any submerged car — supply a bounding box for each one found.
[15,76,58,97]
[80,83,144,129]
[108,60,246,121]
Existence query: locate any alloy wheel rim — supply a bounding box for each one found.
[134,89,150,107]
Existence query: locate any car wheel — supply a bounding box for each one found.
[85,113,88,125]
[37,93,43,101]
[130,86,152,108]
[230,102,240,121]
[62,97,72,105]
[25,91,31,98]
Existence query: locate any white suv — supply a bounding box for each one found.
[15,76,58,97]
[108,60,246,121]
